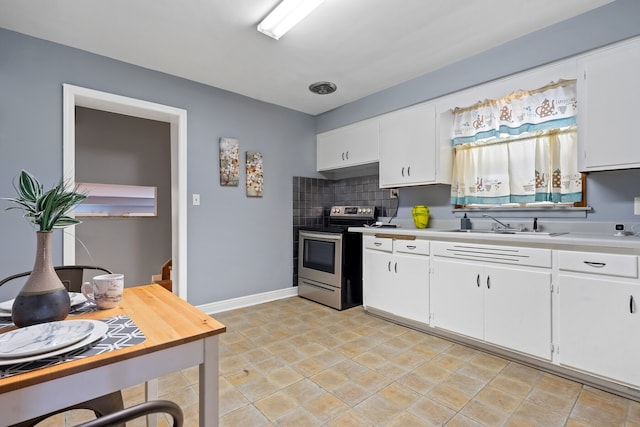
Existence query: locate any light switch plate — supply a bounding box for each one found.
[192,194,200,206]
[635,197,640,215]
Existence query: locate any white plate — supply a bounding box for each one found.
[0,320,107,365]
[0,292,87,314]
[0,320,95,358]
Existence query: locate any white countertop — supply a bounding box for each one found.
[350,226,640,253]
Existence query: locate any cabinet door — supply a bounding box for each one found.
[579,39,640,170]
[558,274,640,387]
[379,103,436,187]
[317,120,379,170]
[483,265,552,360]
[431,258,483,339]
[392,253,429,323]
[363,249,395,313]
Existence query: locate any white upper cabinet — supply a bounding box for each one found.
[316,119,379,172]
[578,37,640,171]
[379,102,440,187]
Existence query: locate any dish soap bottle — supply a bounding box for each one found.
[460,213,472,230]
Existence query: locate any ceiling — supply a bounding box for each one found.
[0,0,613,115]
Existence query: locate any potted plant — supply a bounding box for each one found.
[3,170,87,327]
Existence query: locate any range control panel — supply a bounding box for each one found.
[329,205,376,220]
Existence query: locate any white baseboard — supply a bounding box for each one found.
[199,287,299,315]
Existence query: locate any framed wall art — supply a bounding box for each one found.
[219,137,239,186]
[246,151,263,197]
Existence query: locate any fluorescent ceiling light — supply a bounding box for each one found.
[257,0,325,40]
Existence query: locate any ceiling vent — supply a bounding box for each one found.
[309,81,337,95]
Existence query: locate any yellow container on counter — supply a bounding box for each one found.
[411,205,430,229]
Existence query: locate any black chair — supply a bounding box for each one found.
[0,265,112,292]
[1,265,124,427]
[74,400,183,427]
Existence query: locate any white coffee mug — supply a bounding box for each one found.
[81,273,124,309]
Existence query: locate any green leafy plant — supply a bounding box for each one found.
[3,170,87,231]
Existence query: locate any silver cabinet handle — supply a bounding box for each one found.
[476,274,480,287]
[401,167,405,177]
[631,295,635,314]
[487,275,491,289]
[341,152,345,161]
[345,151,349,160]
[406,245,416,250]
[394,262,398,273]
[407,166,411,176]
[374,242,382,247]
[584,261,606,268]
[388,261,391,272]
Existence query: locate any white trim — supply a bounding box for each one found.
[200,287,299,314]
[62,84,188,300]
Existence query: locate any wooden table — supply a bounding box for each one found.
[0,284,226,426]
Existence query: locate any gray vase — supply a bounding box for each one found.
[12,231,71,327]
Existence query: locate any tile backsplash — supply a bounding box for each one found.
[292,175,396,285]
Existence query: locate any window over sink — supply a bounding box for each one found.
[449,79,585,211]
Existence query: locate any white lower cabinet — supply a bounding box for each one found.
[430,242,552,360]
[363,236,429,324]
[557,250,640,387]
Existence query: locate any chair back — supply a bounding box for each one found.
[0,265,112,293]
[74,400,183,427]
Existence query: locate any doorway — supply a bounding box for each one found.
[62,84,188,299]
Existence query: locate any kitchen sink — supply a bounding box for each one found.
[436,229,567,237]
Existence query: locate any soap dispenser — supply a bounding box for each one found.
[460,214,472,230]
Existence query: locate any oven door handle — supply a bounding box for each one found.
[299,231,343,241]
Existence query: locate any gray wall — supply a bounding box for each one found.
[75,107,172,288]
[315,0,640,224]
[0,28,317,304]
[2,0,640,303]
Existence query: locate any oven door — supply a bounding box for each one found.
[298,230,343,288]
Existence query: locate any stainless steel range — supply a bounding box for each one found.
[298,205,375,310]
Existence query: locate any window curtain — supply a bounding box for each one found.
[450,80,580,206]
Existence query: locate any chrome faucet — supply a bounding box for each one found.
[482,214,524,232]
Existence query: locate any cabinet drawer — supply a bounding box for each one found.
[557,251,638,278]
[364,236,392,252]
[395,239,429,255]
[431,241,551,268]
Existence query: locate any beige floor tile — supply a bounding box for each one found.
[428,382,474,411]
[275,406,320,427]
[490,373,533,399]
[220,403,271,426]
[408,395,456,425]
[254,391,298,421]
[356,394,406,425]
[353,350,389,369]
[397,371,438,395]
[629,400,640,421]
[506,400,568,427]
[303,392,349,422]
[310,368,350,391]
[332,381,373,407]
[570,387,629,424]
[265,366,303,389]
[325,409,375,427]
[378,382,421,409]
[387,411,434,427]
[526,387,575,415]
[446,413,487,427]
[475,385,523,413]
[462,399,510,426]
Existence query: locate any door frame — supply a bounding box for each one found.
[62,84,188,299]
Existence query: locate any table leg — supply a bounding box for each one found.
[145,378,159,427]
[199,335,219,427]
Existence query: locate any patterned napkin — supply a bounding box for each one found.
[0,315,146,378]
